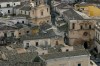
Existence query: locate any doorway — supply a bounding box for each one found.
[36,42,38,46]
[4,33,7,37]
[84,41,88,49]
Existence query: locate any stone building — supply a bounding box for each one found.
[14,0,51,25]
[34,50,92,66]
[95,20,100,53]
[0,0,21,15]
[21,29,64,48]
[75,3,100,17]
[63,9,96,48]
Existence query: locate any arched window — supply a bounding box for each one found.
[89,25,91,29]
[41,10,44,16]
[80,25,83,29]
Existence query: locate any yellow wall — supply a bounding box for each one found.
[75,4,100,16]
[88,6,100,16]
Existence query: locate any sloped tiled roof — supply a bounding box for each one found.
[40,50,90,60]
[63,8,84,20]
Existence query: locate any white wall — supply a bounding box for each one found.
[0,1,20,15]
[0,30,19,38]
[23,39,51,48]
[0,8,13,14]
[0,2,20,8]
[0,17,28,25]
[8,18,28,24]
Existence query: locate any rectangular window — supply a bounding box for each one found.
[21,11,22,14]
[56,41,58,45]
[98,34,99,40]
[59,64,65,66]
[7,4,10,7]
[29,12,30,15]
[78,63,81,66]
[25,43,29,49]
[25,11,26,15]
[41,11,43,16]
[14,3,15,5]
[81,8,84,10]
[33,11,34,14]
[47,8,48,12]
[96,32,97,39]
[45,41,48,45]
[36,42,38,46]
[4,33,7,37]
[26,31,29,34]
[80,25,83,29]
[72,23,75,29]
[22,21,24,24]
[8,10,10,13]
[11,32,14,37]
[89,25,91,29]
